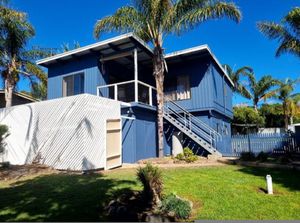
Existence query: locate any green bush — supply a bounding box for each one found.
[175,147,198,163]
[0,125,9,154]
[240,152,256,161]
[160,193,192,220]
[137,163,163,205]
[256,151,269,162]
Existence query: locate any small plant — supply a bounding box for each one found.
[0,125,9,154]
[256,151,269,162]
[137,163,163,206]
[160,193,192,220]
[175,147,198,163]
[240,152,256,161]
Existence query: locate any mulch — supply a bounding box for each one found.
[0,164,57,181]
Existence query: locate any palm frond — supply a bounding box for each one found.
[237,84,252,99]
[258,7,300,58]
[94,6,147,39]
[172,1,241,34]
[284,7,300,37]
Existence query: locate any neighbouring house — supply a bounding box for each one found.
[0,90,38,108]
[0,33,233,170]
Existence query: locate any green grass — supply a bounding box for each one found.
[0,165,299,221]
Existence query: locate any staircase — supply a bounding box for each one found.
[163,99,222,156]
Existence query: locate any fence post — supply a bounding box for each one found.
[248,134,251,153]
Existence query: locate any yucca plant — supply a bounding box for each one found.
[94,0,241,158]
[137,163,163,206]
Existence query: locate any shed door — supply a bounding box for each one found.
[106,119,122,169]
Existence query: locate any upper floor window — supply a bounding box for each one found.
[62,73,84,97]
[165,75,191,101]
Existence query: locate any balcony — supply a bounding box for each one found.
[97,80,157,106]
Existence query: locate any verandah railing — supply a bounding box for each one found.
[97,80,157,106]
[231,133,298,156]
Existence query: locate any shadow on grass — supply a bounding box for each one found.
[0,173,137,222]
[236,166,300,191]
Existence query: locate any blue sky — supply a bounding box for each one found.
[11,0,300,105]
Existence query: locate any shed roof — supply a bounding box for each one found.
[36,33,233,86]
[36,33,153,67]
[165,45,234,86]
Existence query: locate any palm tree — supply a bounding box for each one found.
[276,78,299,129]
[258,7,300,58]
[223,64,252,98]
[0,3,47,107]
[244,73,279,112]
[94,0,241,157]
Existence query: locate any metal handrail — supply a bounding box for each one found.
[165,99,221,139]
[165,106,213,144]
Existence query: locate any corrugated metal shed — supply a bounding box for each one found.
[0,94,120,171]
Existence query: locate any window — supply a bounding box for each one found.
[165,75,191,100]
[62,73,84,97]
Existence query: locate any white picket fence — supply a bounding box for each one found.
[231,133,298,156]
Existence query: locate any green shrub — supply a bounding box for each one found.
[160,193,192,220]
[240,152,256,161]
[0,125,9,154]
[256,151,269,162]
[137,163,163,205]
[175,147,198,163]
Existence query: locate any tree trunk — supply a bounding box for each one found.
[4,61,16,108]
[153,46,165,158]
[5,78,14,108]
[254,103,258,113]
[283,101,289,130]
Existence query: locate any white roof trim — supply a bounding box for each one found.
[165,45,234,87]
[36,33,153,65]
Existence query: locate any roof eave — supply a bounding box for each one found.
[36,33,154,67]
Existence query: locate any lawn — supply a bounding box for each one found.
[0,165,299,221]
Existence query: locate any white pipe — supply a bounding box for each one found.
[266,175,273,195]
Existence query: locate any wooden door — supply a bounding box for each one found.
[106,119,122,169]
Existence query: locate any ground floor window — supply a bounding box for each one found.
[62,73,84,97]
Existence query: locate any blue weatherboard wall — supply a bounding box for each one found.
[47,54,107,99]
[163,55,233,156]
[121,105,157,163]
[45,47,233,159]
[165,58,233,118]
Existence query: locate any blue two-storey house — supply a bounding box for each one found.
[37,33,233,163]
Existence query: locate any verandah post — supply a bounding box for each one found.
[134,48,138,103]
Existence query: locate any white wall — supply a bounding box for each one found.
[258,128,285,134]
[0,94,120,171]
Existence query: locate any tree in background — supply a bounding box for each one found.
[259,103,284,128]
[0,2,47,107]
[244,73,279,112]
[276,78,300,129]
[223,64,252,98]
[61,41,80,52]
[233,106,265,134]
[258,7,300,58]
[94,0,241,157]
